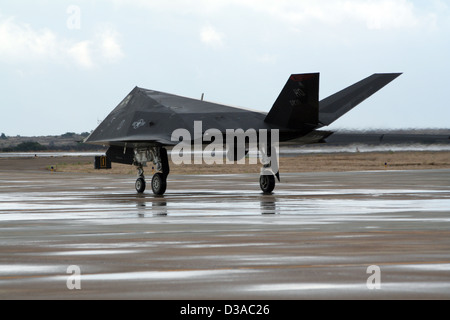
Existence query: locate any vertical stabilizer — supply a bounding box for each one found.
[265,73,319,129]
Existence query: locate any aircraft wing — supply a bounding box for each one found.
[84,87,269,147]
[86,134,178,147]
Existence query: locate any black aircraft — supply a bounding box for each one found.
[85,73,401,195]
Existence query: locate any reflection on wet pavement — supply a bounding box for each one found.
[1,169,450,299]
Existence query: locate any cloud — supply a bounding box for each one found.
[0,17,57,60]
[97,27,124,63]
[0,17,124,69]
[200,25,224,48]
[67,40,94,68]
[341,0,420,30]
[119,0,440,31]
[256,53,277,64]
[232,0,435,30]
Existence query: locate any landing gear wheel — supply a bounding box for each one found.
[152,172,167,196]
[135,177,146,193]
[260,175,275,194]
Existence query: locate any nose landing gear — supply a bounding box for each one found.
[134,147,170,196]
[135,177,146,193]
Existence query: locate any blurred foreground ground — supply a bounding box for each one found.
[0,167,449,299]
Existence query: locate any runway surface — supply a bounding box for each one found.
[1,168,450,299]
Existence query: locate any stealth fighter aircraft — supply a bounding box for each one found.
[85,73,401,195]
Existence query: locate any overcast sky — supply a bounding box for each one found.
[1,0,449,136]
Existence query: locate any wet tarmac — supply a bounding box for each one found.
[1,169,450,299]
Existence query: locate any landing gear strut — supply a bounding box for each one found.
[134,147,170,195]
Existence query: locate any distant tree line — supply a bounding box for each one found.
[2,141,47,152]
[0,132,105,152]
[1,141,105,152]
[61,132,91,138]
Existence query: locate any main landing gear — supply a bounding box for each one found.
[258,144,279,194]
[150,172,167,195]
[134,147,170,196]
[132,144,278,195]
[259,174,275,194]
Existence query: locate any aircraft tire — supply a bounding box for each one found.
[135,177,146,193]
[260,174,275,194]
[152,173,167,195]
